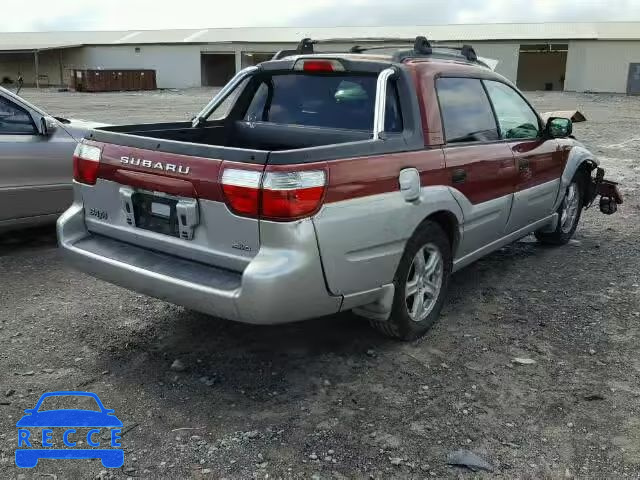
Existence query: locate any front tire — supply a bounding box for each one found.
[369,221,452,340]
[535,174,585,245]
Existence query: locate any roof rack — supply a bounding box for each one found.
[272,38,315,60]
[272,36,486,67]
[353,36,481,64]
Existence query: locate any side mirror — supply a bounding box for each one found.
[546,117,572,138]
[38,116,57,136]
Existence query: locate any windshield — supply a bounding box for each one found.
[206,72,403,132]
[36,395,101,412]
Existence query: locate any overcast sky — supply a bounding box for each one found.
[3,0,640,32]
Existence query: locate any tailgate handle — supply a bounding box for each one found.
[399,168,421,202]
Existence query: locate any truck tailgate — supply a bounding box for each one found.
[78,140,266,273]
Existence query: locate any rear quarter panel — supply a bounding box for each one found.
[313,149,463,296]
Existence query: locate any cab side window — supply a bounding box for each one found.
[436,77,499,144]
[483,81,540,139]
[0,97,36,135]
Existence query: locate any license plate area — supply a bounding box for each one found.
[132,193,180,238]
[120,187,200,240]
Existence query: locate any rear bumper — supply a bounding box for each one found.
[57,203,342,324]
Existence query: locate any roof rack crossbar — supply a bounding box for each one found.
[272,37,315,60]
[272,36,483,66]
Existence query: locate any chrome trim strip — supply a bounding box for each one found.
[192,66,259,127]
[372,68,396,140]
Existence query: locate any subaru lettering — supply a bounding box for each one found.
[120,156,190,174]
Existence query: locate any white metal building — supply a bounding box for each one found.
[1,22,639,94]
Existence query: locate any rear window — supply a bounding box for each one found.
[243,74,403,132]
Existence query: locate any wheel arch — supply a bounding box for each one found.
[314,186,463,297]
[562,145,598,184]
[556,145,599,210]
[417,210,461,256]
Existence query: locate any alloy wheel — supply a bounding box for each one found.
[405,243,444,322]
[560,182,580,233]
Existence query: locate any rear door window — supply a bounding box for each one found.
[244,74,402,132]
[436,77,499,143]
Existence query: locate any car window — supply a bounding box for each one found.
[436,77,499,144]
[36,395,101,412]
[243,73,403,132]
[0,96,36,135]
[483,80,540,139]
[208,77,251,121]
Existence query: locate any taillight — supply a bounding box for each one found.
[73,143,101,185]
[221,167,327,221]
[262,171,326,219]
[221,169,261,216]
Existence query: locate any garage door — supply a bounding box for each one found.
[201,53,235,87]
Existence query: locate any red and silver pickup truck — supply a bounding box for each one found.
[57,37,622,340]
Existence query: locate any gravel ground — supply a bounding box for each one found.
[0,89,639,480]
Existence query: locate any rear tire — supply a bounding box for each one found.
[535,173,585,246]
[369,221,452,341]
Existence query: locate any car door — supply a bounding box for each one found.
[0,93,74,223]
[483,80,563,233]
[436,77,518,258]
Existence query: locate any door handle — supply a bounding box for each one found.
[451,169,467,184]
[399,168,421,202]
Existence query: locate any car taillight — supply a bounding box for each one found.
[73,143,102,185]
[261,170,326,219]
[221,169,262,216]
[221,167,327,221]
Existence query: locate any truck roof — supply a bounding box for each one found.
[278,52,493,70]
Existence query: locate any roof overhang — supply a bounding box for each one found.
[0,43,83,53]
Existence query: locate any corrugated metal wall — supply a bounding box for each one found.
[3,39,637,93]
[444,42,520,83]
[566,40,640,93]
[0,49,72,87]
[59,41,523,90]
[69,45,203,89]
[473,43,520,83]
